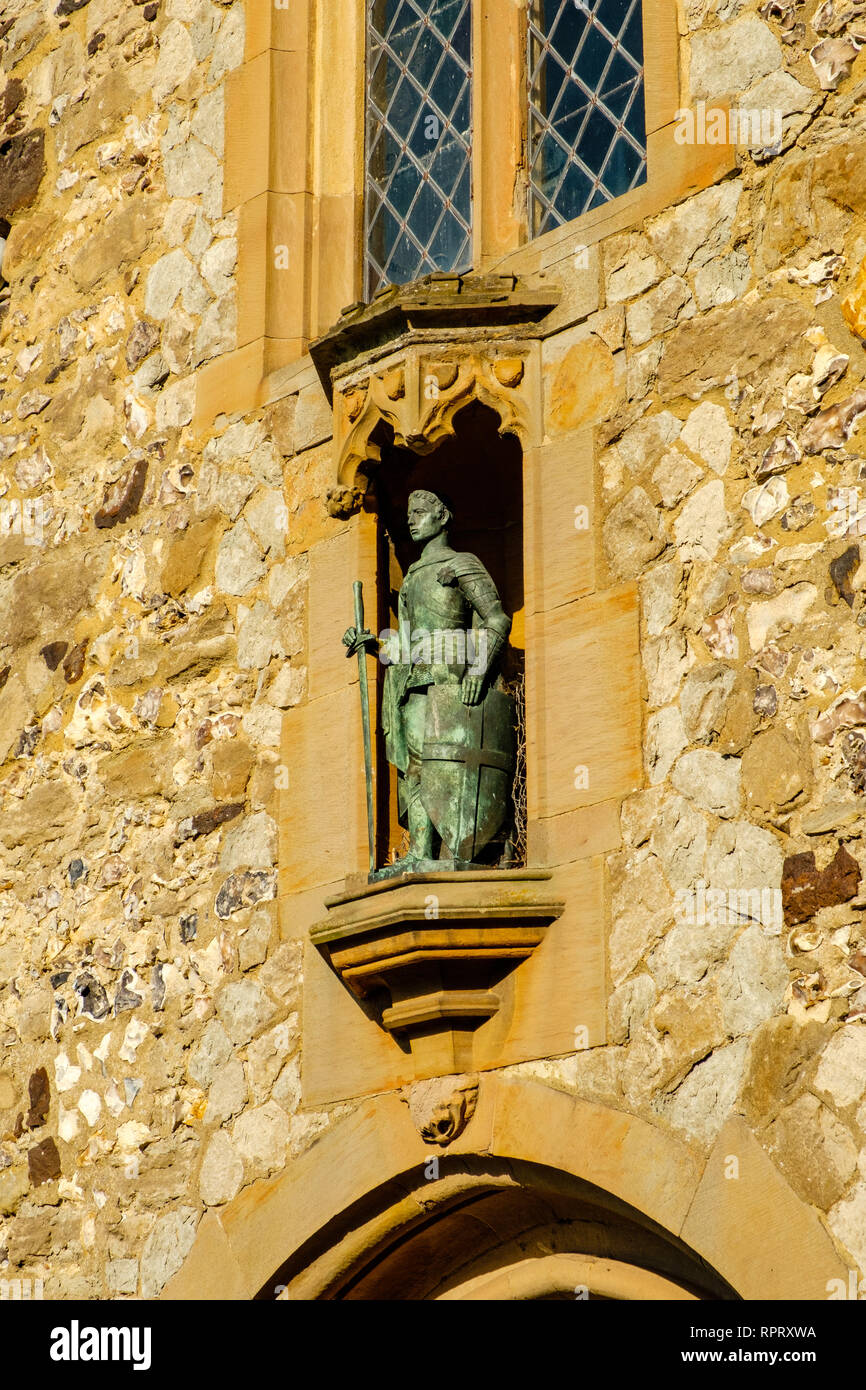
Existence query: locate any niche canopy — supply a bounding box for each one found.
[309,272,559,518]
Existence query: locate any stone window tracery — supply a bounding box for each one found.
[208,0,724,424]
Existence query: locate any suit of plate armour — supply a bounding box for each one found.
[382,548,511,826]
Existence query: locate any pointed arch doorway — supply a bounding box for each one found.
[164,1077,848,1301]
[278,1157,736,1301]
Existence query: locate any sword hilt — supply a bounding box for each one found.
[342,626,377,658]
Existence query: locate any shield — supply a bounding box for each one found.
[420,685,516,863]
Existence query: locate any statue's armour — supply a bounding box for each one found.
[382,546,511,779]
[398,551,511,641]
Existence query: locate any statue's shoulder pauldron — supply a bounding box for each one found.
[436,552,491,588]
[437,553,509,635]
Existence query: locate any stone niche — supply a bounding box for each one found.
[309,275,562,1077]
[283,273,637,1099]
[369,398,526,867]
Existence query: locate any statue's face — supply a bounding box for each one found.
[407,492,447,542]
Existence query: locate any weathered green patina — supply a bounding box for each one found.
[348,490,516,879]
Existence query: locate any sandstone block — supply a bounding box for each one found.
[153,19,197,101]
[214,520,265,596]
[106,1260,139,1296]
[146,249,210,320]
[829,1181,866,1272]
[246,1018,299,1103]
[56,71,137,162]
[236,601,283,670]
[640,557,685,636]
[188,1020,233,1088]
[718,925,788,1036]
[814,1024,866,1109]
[200,1131,244,1207]
[674,480,729,561]
[694,249,751,310]
[746,583,817,652]
[705,820,783,895]
[161,517,219,596]
[206,1058,247,1126]
[610,855,674,983]
[768,1093,857,1209]
[648,915,739,993]
[662,1038,749,1146]
[156,377,196,431]
[220,811,277,872]
[681,663,737,743]
[548,337,620,432]
[70,202,157,293]
[647,180,742,276]
[626,275,694,346]
[689,17,782,102]
[645,705,688,785]
[232,1100,289,1178]
[653,448,703,509]
[209,4,245,83]
[164,140,222,216]
[604,232,665,304]
[649,793,707,891]
[741,726,808,812]
[658,297,811,401]
[680,402,734,476]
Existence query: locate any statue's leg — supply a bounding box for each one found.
[404,692,435,860]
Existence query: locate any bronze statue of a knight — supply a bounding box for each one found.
[376,489,516,876]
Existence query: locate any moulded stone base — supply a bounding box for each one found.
[311,869,563,1072]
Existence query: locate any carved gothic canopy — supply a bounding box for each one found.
[309,273,559,516]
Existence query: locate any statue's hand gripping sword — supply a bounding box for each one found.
[343,581,378,876]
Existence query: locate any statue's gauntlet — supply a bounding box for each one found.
[468,626,504,680]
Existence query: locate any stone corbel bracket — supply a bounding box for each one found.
[311,870,564,1077]
[309,273,559,517]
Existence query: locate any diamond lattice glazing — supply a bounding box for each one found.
[528,0,647,237]
[365,0,473,299]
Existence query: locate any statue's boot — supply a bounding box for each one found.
[371,787,438,880]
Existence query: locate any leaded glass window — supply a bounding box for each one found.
[365,0,473,299]
[528,0,647,237]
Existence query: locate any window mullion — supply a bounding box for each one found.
[476,0,527,272]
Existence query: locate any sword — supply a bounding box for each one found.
[343,581,378,876]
